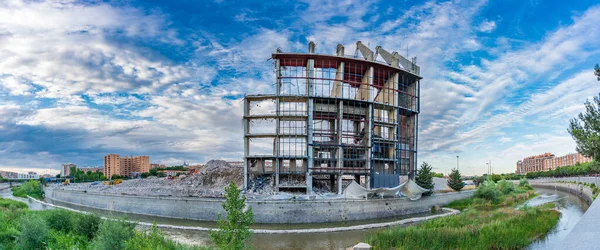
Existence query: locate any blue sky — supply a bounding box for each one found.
[0,0,599,175]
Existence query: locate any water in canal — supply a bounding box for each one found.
[525,188,589,249]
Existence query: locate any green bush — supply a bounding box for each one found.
[92,220,136,250]
[47,230,89,250]
[518,178,533,190]
[11,180,44,199]
[17,213,49,249]
[475,179,501,202]
[0,198,27,211]
[497,179,515,194]
[74,213,102,240]
[43,209,74,233]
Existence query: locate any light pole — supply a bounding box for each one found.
[456,156,459,171]
[486,162,490,175]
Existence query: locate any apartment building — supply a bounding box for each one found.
[517,152,593,174]
[516,160,523,174]
[103,154,150,178]
[546,153,593,170]
[61,163,76,177]
[521,153,555,173]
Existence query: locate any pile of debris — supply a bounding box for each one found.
[56,160,243,198]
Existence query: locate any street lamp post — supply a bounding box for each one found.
[456,156,459,171]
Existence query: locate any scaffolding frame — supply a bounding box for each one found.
[244,41,421,194]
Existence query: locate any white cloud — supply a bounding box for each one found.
[499,137,512,143]
[0,0,195,99]
[478,20,496,32]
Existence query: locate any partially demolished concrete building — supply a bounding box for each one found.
[243,41,421,194]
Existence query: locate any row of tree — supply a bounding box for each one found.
[525,161,599,179]
[415,162,465,195]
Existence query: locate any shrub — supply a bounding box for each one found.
[74,213,101,240]
[447,168,465,191]
[17,213,49,249]
[475,179,501,202]
[92,219,136,250]
[11,180,44,199]
[0,198,27,210]
[518,178,533,190]
[497,179,515,195]
[43,209,74,233]
[415,162,435,196]
[47,230,89,250]
[210,182,254,250]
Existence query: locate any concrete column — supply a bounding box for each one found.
[337,101,344,170]
[337,173,343,194]
[243,98,249,189]
[275,59,281,191]
[306,58,315,194]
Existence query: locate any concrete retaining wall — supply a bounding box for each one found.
[531,181,595,205]
[44,187,474,224]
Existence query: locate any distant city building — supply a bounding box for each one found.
[103,154,150,178]
[18,172,39,180]
[78,167,102,173]
[40,174,54,178]
[517,152,593,174]
[520,153,555,173]
[159,170,187,177]
[104,154,121,177]
[150,163,166,169]
[62,163,77,177]
[546,153,592,170]
[227,161,244,168]
[0,171,18,179]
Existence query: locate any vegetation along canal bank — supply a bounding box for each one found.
[5,179,594,249]
[365,179,562,249]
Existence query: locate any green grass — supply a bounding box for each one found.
[366,189,559,249]
[0,198,211,250]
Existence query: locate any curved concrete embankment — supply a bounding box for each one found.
[530,182,594,205]
[30,195,461,234]
[44,187,474,224]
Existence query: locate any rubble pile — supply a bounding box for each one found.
[57,160,243,198]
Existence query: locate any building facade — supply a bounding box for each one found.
[517,152,593,174]
[516,160,523,174]
[0,171,18,179]
[78,167,102,173]
[61,163,76,177]
[103,154,150,178]
[521,153,555,173]
[243,41,421,193]
[17,172,39,180]
[546,153,593,170]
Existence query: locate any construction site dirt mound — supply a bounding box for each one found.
[56,159,243,198]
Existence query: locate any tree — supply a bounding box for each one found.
[447,168,465,191]
[568,94,600,161]
[415,162,435,196]
[595,64,600,81]
[210,182,254,250]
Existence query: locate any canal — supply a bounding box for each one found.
[1,185,590,249]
